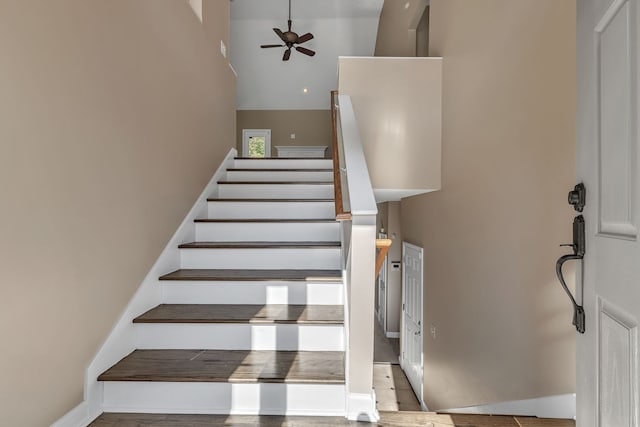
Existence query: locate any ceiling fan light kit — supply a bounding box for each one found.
[260,0,316,61]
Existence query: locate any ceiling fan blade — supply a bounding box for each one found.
[273,28,288,43]
[295,46,316,57]
[297,33,314,44]
[283,48,292,61]
[261,44,284,48]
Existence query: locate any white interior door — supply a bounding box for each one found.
[401,242,423,405]
[577,1,640,426]
[377,233,388,331]
[242,129,271,158]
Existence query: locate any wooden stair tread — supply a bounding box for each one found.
[98,350,345,384]
[133,304,344,324]
[159,269,342,282]
[227,168,333,172]
[90,412,575,427]
[217,181,332,185]
[207,198,334,202]
[194,219,337,223]
[234,157,328,160]
[178,241,340,249]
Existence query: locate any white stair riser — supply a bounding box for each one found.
[195,222,340,242]
[180,248,341,269]
[219,184,334,199]
[161,281,344,305]
[207,201,335,219]
[135,324,345,351]
[233,159,333,169]
[102,382,346,416]
[226,171,333,182]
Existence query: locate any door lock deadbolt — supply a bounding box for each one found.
[568,183,586,212]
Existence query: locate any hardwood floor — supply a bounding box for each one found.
[159,269,342,281]
[194,219,337,223]
[206,198,334,202]
[217,181,332,185]
[178,242,340,249]
[89,412,576,426]
[133,304,344,324]
[225,169,333,172]
[98,349,345,383]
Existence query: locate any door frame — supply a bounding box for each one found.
[242,129,271,158]
[401,241,424,406]
[377,232,388,332]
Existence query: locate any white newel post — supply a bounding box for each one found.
[346,215,378,421]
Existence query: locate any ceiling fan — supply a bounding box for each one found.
[260,0,315,61]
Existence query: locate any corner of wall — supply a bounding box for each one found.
[50,149,237,427]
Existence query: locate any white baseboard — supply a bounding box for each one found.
[440,393,576,419]
[50,401,91,427]
[346,391,379,422]
[385,331,399,338]
[50,148,237,427]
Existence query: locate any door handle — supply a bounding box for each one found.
[556,214,586,334]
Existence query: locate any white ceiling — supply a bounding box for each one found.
[231,0,384,20]
[230,0,384,110]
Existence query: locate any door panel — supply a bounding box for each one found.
[599,300,637,427]
[401,242,423,404]
[577,0,640,426]
[596,0,638,238]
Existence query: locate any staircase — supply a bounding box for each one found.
[97,157,348,416]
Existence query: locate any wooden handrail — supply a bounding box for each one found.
[331,90,352,221]
[375,239,392,279]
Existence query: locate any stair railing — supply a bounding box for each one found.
[331,92,379,421]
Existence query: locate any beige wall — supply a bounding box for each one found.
[338,57,442,197]
[236,110,332,158]
[377,202,403,334]
[400,0,576,410]
[0,1,235,425]
[375,0,429,57]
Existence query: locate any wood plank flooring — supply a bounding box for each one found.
[133,304,343,324]
[206,198,334,202]
[98,350,345,383]
[194,219,337,223]
[234,157,329,160]
[226,169,333,172]
[89,412,576,426]
[177,242,340,249]
[217,181,332,185]
[159,269,342,282]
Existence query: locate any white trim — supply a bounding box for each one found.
[337,95,377,216]
[102,382,346,416]
[441,393,576,420]
[49,401,90,427]
[385,331,399,339]
[50,148,238,427]
[339,56,443,61]
[346,391,379,422]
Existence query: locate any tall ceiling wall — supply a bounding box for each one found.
[231,0,383,110]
